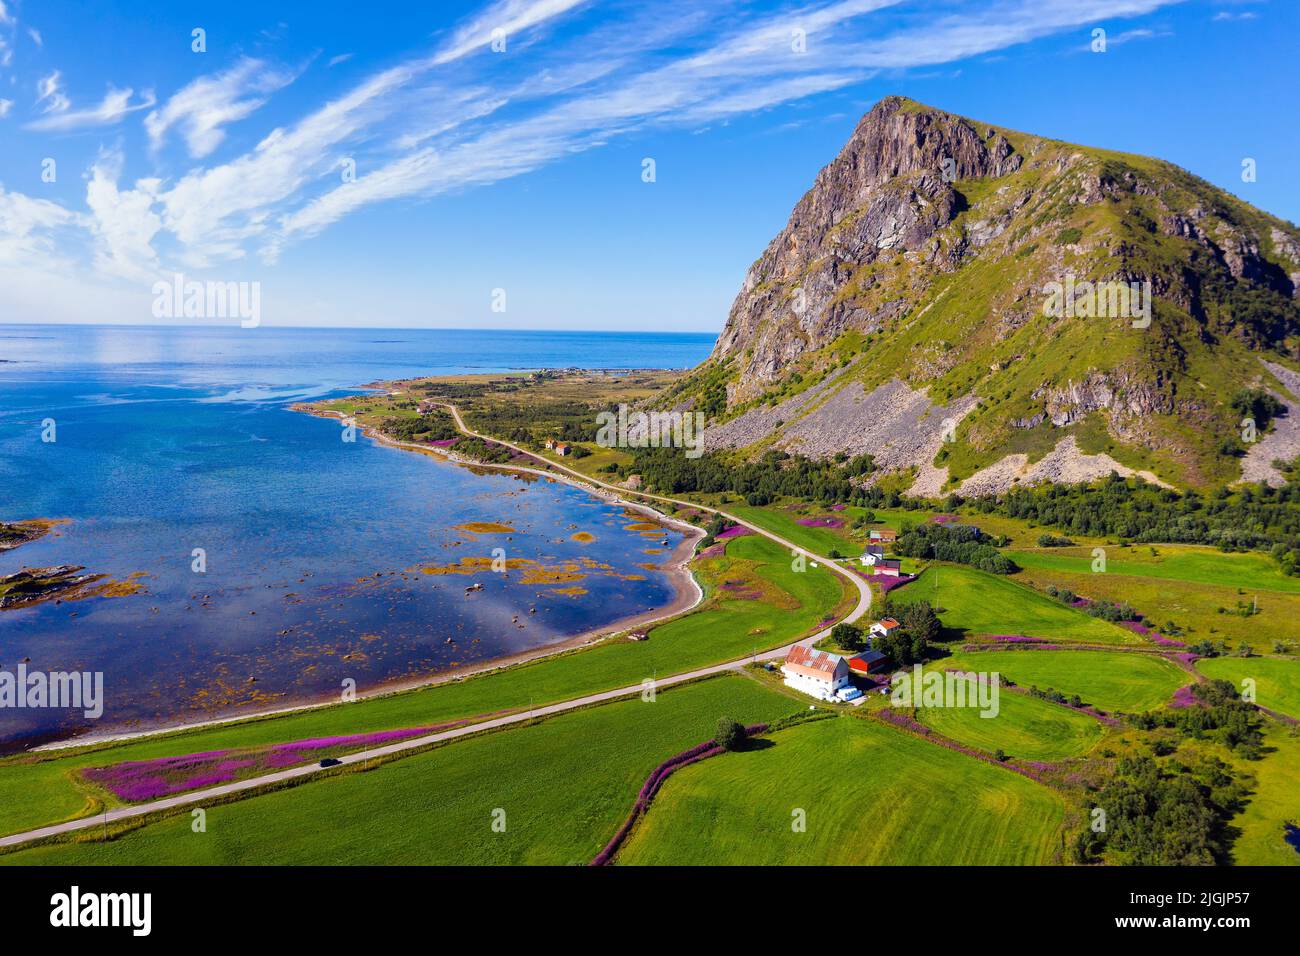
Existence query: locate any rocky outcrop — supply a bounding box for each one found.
[711,96,1022,401]
[700,95,1300,490]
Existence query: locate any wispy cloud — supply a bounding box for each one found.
[10,0,1190,282]
[27,85,156,131]
[146,57,297,158]
[35,70,70,114]
[432,0,591,64]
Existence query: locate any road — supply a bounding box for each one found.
[0,402,872,851]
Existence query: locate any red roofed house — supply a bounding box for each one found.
[869,529,898,543]
[781,645,851,701]
[869,618,901,641]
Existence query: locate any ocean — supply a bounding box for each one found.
[0,324,716,750]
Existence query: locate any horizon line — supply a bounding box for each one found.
[0,321,721,336]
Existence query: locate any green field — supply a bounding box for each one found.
[1008,561,1300,653]
[943,649,1190,713]
[727,504,860,556]
[915,675,1107,760]
[890,564,1138,644]
[0,533,848,839]
[2,676,793,865]
[1007,545,1300,594]
[1196,657,1300,720]
[616,715,1066,865]
[1229,725,1300,866]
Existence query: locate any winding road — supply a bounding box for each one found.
[0,402,872,851]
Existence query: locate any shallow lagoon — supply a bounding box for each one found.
[0,325,713,749]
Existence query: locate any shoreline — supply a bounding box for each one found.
[30,401,706,754]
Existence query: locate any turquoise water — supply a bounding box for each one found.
[0,325,715,750]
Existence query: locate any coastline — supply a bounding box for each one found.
[32,399,706,753]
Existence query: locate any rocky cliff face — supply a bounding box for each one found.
[712,97,1024,391]
[694,96,1300,491]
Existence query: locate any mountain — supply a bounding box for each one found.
[673,96,1300,493]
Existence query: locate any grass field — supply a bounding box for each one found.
[0,533,850,839]
[728,505,859,556]
[915,674,1107,760]
[1009,562,1300,652]
[1,676,793,865]
[889,564,1138,644]
[616,715,1066,865]
[1229,725,1300,866]
[1007,544,1300,594]
[942,649,1190,713]
[1196,657,1300,720]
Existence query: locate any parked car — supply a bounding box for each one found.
[320,757,343,768]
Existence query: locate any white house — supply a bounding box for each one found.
[861,544,885,566]
[781,645,852,701]
[869,618,901,641]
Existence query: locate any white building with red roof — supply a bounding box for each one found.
[869,617,901,640]
[781,645,851,701]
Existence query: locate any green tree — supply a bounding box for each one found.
[715,717,747,752]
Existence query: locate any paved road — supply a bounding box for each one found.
[0,403,872,850]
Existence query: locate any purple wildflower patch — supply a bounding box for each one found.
[1169,685,1199,709]
[83,723,465,802]
[796,516,844,528]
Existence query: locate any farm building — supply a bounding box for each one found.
[847,649,890,675]
[868,529,898,543]
[544,439,572,456]
[872,558,903,577]
[781,645,853,702]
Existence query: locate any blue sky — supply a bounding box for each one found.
[0,0,1295,331]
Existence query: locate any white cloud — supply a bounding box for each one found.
[27,86,156,131]
[433,0,591,64]
[84,154,164,282]
[29,27,42,46]
[146,58,297,158]
[0,98,12,118]
[0,185,79,269]
[328,53,353,67]
[36,70,70,114]
[11,0,1193,285]
[0,1,12,26]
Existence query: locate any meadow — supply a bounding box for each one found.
[1,676,792,865]
[0,533,849,839]
[616,714,1066,865]
[1228,724,1300,866]
[1196,656,1300,720]
[1006,544,1300,593]
[889,564,1138,644]
[914,675,1108,760]
[941,648,1190,713]
[1008,561,1300,652]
